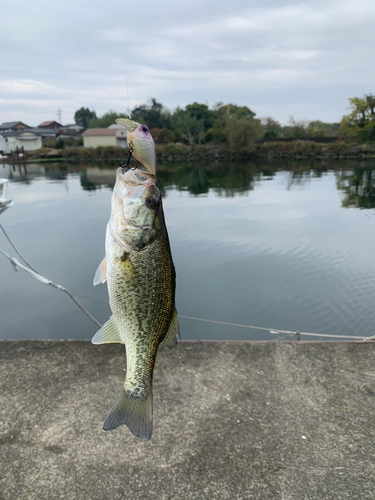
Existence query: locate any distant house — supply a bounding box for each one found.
[0,134,6,154]
[63,124,84,132]
[29,127,60,140]
[58,124,84,138]
[82,126,127,148]
[1,129,42,153]
[38,121,62,130]
[0,122,30,133]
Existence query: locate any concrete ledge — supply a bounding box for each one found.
[1,341,375,499]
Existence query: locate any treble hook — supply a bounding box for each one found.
[119,141,134,170]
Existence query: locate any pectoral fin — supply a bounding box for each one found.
[92,316,124,345]
[161,308,180,351]
[93,257,107,286]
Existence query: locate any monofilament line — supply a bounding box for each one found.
[125,58,131,118]
[0,224,102,329]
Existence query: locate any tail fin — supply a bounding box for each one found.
[103,386,153,440]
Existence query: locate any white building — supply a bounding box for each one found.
[82,126,127,148]
[1,130,42,153]
[0,134,6,154]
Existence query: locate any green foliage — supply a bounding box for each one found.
[185,102,216,130]
[74,107,97,129]
[55,137,65,149]
[339,94,375,140]
[261,117,283,139]
[131,98,171,129]
[283,117,309,139]
[88,110,126,129]
[207,103,258,144]
[150,128,175,144]
[74,94,375,151]
[215,103,256,119]
[224,116,263,153]
[307,121,340,137]
[171,108,206,145]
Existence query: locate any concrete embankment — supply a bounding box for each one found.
[1,341,374,499]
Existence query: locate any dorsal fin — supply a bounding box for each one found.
[161,308,180,351]
[93,257,107,286]
[91,316,124,345]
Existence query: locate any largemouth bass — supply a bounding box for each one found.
[92,167,179,440]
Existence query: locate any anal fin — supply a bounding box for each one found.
[92,316,124,345]
[93,257,107,286]
[161,307,180,351]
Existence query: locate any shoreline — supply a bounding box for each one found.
[2,140,375,164]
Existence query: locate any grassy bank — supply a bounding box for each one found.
[2,140,375,164]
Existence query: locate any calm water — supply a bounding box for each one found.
[1,160,375,341]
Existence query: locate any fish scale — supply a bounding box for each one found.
[108,209,175,399]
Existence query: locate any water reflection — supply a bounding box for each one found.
[1,163,45,184]
[336,166,375,209]
[2,159,375,341]
[3,160,375,206]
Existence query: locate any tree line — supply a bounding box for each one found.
[74,94,375,150]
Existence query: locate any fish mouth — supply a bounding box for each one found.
[116,118,138,132]
[117,167,155,187]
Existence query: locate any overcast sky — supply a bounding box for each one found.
[1,0,374,126]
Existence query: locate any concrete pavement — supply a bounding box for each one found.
[0,341,374,499]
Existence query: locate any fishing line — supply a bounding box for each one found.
[178,315,369,341]
[0,226,102,329]
[125,57,131,118]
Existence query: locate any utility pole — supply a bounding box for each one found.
[57,108,62,124]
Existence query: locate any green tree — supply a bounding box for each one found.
[338,95,375,139]
[307,120,340,137]
[171,108,205,145]
[185,102,216,131]
[215,103,256,119]
[74,107,97,129]
[207,103,258,144]
[261,117,283,139]
[88,110,125,128]
[283,117,309,139]
[131,98,171,129]
[150,127,175,144]
[224,116,263,153]
[365,94,375,117]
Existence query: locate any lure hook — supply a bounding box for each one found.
[119,141,134,170]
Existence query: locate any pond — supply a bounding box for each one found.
[1,159,375,341]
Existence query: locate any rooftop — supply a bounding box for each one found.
[1,128,55,137]
[38,121,62,128]
[83,128,121,136]
[0,121,30,130]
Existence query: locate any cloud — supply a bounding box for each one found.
[0,0,374,124]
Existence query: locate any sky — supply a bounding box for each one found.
[1,0,375,126]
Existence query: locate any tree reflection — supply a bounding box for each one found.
[158,161,256,196]
[71,159,375,204]
[336,166,375,209]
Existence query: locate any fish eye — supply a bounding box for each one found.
[145,197,158,209]
[141,126,148,133]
